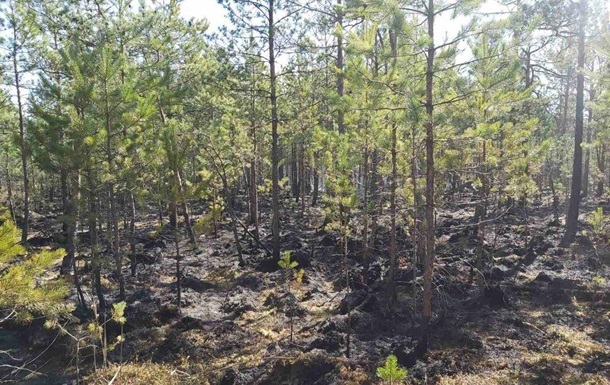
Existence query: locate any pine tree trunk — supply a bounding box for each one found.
[88,172,105,310]
[476,141,489,287]
[386,122,398,304]
[169,202,177,229]
[5,154,15,224]
[411,126,419,294]
[249,150,259,239]
[312,167,319,206]
[109,184,125,299]
[362,146,370,262]
[562,0,587,246]
[12,23,28,244]
[300,143,306,216]
[559,68,572,136]
[368,150,380,251]
[175,169,196,246]
[583,86,594,198]
[291,143,298,200]
[597,147,605,196]
[175,231,182,311]
[269,0,281,262]
[129,192,137,277]
[336,0,344,134]
[422,0,436,349]
[60,168,73,276]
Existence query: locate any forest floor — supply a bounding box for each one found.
[3,194,610,385]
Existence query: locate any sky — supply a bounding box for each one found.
[181,0,227,33]
[180,0,513,62]
[181,0,610,37]
[180,0,610,70]
[182,0,507,50]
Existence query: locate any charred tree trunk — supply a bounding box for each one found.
[562,0,587,246]
[422,0,436,349]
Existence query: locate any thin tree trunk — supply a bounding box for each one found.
[5,154,15,223]
[88,172,105,310]
[597,147,605,196]
[300,142,306,216]
[562,0,587,245]
[175,169,196,246]
[129,192,137,277]
[336,0,344,133]
[583,86,594,198]
[312,167,319,206]
[59,167,72,275]
[386,31,399,304]
[175,230,182,311]
[71,172,85,306]
[559,68,572,136]
[291,143,298,200]
[411,126,419,295]
[269,0,281,262]
[476,141,488,287]
[249,142,259,239]
[11,19,28,244]
[368,150,380,251]
[109,185,125,299]
[386,123,399,304]
[362,146,370,262]
[422,0,436,349]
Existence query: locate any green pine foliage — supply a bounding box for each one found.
[0,210,71,323]
[278,251,299,270]
[376,355,407,384]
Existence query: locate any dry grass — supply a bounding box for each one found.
[436,371,610,385]
[83,362,209,385]
[548,325,604,364]
[436,371,519,385]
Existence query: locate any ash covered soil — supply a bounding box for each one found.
[7,196,610,384]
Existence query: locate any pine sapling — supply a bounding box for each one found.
[278,251,301,343]
[376,355,407,385]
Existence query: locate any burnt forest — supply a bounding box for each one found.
[0,0,610,384]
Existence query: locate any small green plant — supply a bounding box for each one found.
[278,251,302,343]
[278,250,299,271]
[88,301,128,368]
[377,355,407,385]
[590,207,607,237]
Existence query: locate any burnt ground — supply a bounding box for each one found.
[3,194,610,385]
